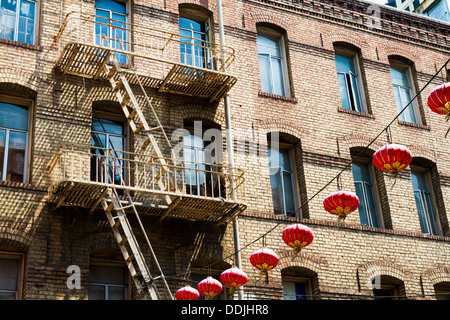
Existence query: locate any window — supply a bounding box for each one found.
[390,63,419,124]
[257,28,288,96]
[88,264,128,300]
[352,161,381,228]
[0,0,37,45]
[411,169,439,235]
[95,0,128,64]
[434,282,450,300]
[179,17,211,69]
[335,52,364,112]
[282,279,310,300]
[0,254,22,300]
[268,144,297,216]
[0,101,29,183]
[424,0,450,22]
[91,117,126,185]
[372,276,405,300]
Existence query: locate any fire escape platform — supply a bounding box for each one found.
[47,144,247,225]
[54,12,237,101]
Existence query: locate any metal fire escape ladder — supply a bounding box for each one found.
[101,28,174,206]
[101,159,173,300]
[97,28,174,300]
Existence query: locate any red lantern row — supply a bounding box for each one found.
[176,268,248,300]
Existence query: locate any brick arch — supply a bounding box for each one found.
[380,43,419,64]
[0,231,32,251]
[324,31,366,51]
[357,260,412,295]
[86,231,117,255]
[421,266,450,298]
[177,0,217,13]
[175,104,224,127]
[249,10,291,33]
[407,144,437,164]
[254,119,305,141]
[278,249,323,274]
[0,67,45,97]
[336,133,383,159]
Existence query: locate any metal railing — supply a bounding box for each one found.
[55,11,236,76]
[47,143,246,204]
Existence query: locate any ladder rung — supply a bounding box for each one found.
[114,78,124,92]
[112,218,121,230]
[135,122,144,134]
[107,65,117,79]
[105,202,115,213]
[141,138,151,151]
[127,108,137,120]
[119,237,128,246]
[121,94,130,107]
[126,254,134,263]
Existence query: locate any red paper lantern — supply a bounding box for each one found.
[249,247,279,274]
[220,267,248,295]
[197,276,222,298]
[323,190,360,221]
[175,285,200,300]
[282,224,314,255]
[372,143,412,175]
[427,83,450,116]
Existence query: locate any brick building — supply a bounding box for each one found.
[0,0,449,300]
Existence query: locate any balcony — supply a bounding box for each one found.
[54,12,237,101]
[47,144,246,224]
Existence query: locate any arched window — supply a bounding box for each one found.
[333,43,367,113]
[389,56,421,125]
[282,267,319,300]
[267,132,306,217]
[372,275,406,300]
[178,5,213,69]
[434,281,450,300]
[257,24,290,97]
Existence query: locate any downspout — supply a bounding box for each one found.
[216,0,244,300]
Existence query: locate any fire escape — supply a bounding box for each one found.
[47,12,245,300]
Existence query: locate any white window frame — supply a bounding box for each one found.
[410,166,441,236]
[179,17,212,69]
[0,0,38,45]
[390,60,421,125]
[94,0,129,65]
[268,142,300,216]
[352,159,384,229]
[334,47,367,113]
[257,26,290,97]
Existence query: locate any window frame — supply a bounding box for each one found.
[94,0,129,64]
[352,159,384,228]
[268,142,300,217]
[178,16,212,69]
[0,94,33,184]
[389,59,421,125]
[410,166,441,236]
[88,260,131,300]
[334,47,367,113]
[282,276,312,300]
[0,251,24,300]
[91,111,127,186]
[0,0,38,45]
[257,26,290,97]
